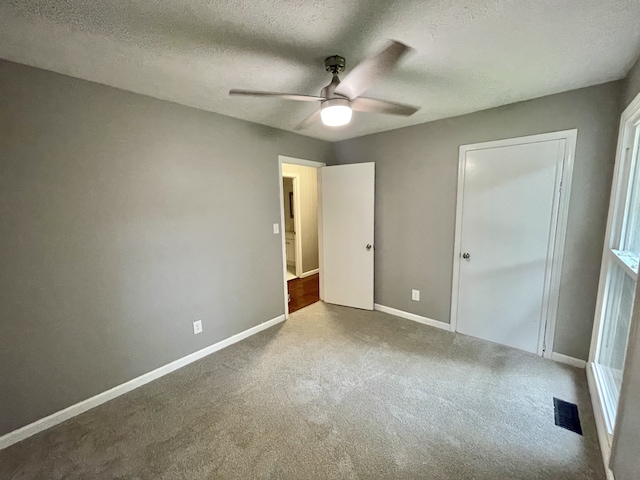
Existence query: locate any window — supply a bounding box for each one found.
[591,98,640,439]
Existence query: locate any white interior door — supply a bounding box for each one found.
[321,163,375,310]
[454,138,566,353]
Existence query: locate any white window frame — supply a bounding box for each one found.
[587,91,640,459]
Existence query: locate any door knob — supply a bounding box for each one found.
[366,244,372,251]
[462,252,470,259]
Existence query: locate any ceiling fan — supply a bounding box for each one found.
[229,40,420,129]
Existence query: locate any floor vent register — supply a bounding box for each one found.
[553,397,583,435]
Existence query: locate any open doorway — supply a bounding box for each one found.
[278,156,325,316]
[278,156,376,316]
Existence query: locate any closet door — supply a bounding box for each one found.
[453,137,565,353]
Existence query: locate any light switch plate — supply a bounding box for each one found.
[273,223,280,234]
[412,289,420,301]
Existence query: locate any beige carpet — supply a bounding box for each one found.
[0,302,605,479]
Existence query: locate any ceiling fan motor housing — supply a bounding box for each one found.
[321,97,350,110]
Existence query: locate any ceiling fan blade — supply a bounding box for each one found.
[295,110,321,130]
[334,40,412,100]
[229,90,326,102]
[351,97,419,116]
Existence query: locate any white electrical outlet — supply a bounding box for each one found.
[412,289,420,301]
[273,223,280,234]
[193,320,203,335]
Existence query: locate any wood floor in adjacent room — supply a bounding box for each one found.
[287,272,319,313]
[0,302,605,479]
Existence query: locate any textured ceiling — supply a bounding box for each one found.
[1,1,639,142]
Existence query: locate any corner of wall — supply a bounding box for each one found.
[622,53,640,110]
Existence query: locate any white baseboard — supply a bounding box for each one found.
[551,352,587,369]
[374,304,452,331]
[586,363,616,480]
[0,314,286,451]
[299,268,319,278]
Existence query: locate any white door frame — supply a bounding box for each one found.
[282,173,303,277]
[278,155,326,318]
[450,129,577,358]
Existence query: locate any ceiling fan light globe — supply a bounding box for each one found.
[320,99,352,127]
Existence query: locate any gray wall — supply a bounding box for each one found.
[0,59,333,436]
[621,55,640,110]
[610,54,640,480]
[334,82,622,360]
